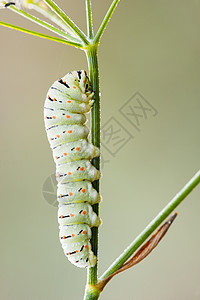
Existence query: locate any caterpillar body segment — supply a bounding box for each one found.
[59,224,92,243]
[64,240,96,267]
[45,95,92,113]
[46,124,90,148]
[57,181,101,206]
[44,110,87,128]
[56,160,101,183]
[59,224,96,267]
[44,70,101,268]
[58,203,101,227]
[52,139,100,164]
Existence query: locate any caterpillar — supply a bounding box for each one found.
[44,70,101,268]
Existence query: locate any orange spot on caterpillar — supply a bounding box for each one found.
[50,138,53,141]
[82,230,86,234]
[45,116,47,119]
[80,167,85,171]
[69,192,73,196]
[66,115,70,118]
[52,116,56,119]
[84,245,88,249]
[68,252,71,255]
[83,79,85,83]
[60,194,62,198]
[76,250,78,253]
[63,236,66,239]
[68,172,71,175]
[76,147,80,151]
[68,130,72,134]
[67,100,71,103]
[60,215,64,219]
[82,210,87,215]
[72,234,75,237]
[53,98,56,101]
[63,153,67,156]
[70,213,74,217]
[73,86,76,89]
[55,156,58,160]
[63,81,66,84]
[82,189,86,193]
[56,135,60,138]
[58,174,61,178]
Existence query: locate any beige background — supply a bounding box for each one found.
[0,1,200,299]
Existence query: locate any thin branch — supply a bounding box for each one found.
[0,21,83,48]
[44,0,89,45]
[30,2,77,37]
[94,0,120,44]
[97,213,177,292]
[100,169,200,280]
[8,5,82,43]
[86,0,93,39]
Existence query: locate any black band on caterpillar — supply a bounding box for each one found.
[4,2,15,7]
[44,70,101,268]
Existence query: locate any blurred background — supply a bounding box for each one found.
[0,0,200,299]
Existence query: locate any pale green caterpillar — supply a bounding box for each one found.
[44,70,101,268]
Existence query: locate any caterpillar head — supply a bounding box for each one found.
[76,70,94,101]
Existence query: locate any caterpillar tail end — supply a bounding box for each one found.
[87,242,99,268]
[93,146,100,158]
[88,252,97,267]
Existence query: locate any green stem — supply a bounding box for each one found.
[86,0,93,39]
[100,170,200,280]
[0,21,83,48]
[8,5,82,43]
[31,2,77,37]
[83,45,100,300]
[44,0,89,44]
[94,0,120,45]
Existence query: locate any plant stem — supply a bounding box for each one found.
[94,0,120,45]
[8,5,82,43]
[86,0,93,39]
[0,21,83,48]
[83,44,100,300]
[100,170,200,280]
[30,2,77,37]
[44,0,89,44]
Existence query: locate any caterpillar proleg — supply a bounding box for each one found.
[44,70,101,268]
